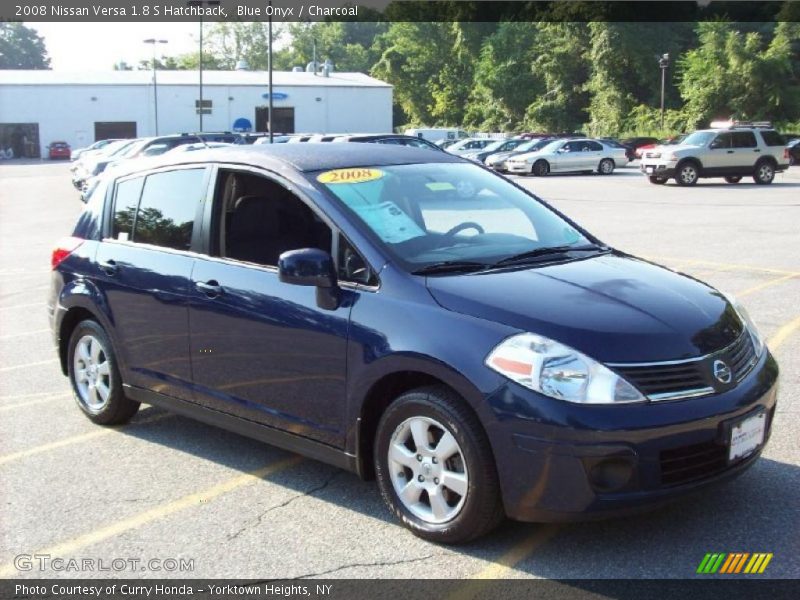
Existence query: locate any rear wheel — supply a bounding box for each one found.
[675,162,699,186]
[724,176,742,184]
[648,175,667,185]
[374,386,504,544]
[67,320,139,424]
[598,158,615,175]
[532,160,549,177]
[753,161,775,185]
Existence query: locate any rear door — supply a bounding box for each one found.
[95,166,210,400]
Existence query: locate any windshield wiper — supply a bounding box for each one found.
[492,244,604,267]
[411,260,491,275]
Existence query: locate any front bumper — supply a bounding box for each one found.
[506,163,530,173]
[640,162,676,178]
[487,350,779,522]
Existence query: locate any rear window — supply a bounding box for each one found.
[759,130,786,146]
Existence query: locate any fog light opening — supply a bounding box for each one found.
[589,458,634,492]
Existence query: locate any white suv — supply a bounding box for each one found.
[639,122,790,186]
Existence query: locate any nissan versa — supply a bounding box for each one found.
[49,144,778,543]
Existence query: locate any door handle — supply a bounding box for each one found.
[726,150,734,154]
[196,280,223,297]
[753,149,761,153]
[99,259,118,275]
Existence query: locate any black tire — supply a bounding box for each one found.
[724,176,742,184]
[67,319,139,425]
[753,160,776,185]
[675,161,700,186]
[598,158,615,175]
[374,385,504,544]
[532,160,549,177]
[648,175,667,185]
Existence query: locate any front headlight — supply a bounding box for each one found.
[725,294,766,358]
[485,333,645,404]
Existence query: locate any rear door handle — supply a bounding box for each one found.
[99,259,118,275]
[726,150,734,154]
[196,280,223,297]
[753,149,761,153]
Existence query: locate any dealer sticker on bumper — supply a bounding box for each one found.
[729,412,766,462]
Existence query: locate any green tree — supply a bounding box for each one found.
[0,23,50,69]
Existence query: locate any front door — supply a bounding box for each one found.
[188,168,350,446]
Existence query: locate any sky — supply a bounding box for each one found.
[30,23,206,70]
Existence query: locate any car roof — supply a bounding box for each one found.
[107,142,464,179]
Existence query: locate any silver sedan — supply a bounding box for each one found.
[506,139,630,176]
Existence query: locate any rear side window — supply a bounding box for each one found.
[133,169,206,250]
[732,131,757,148]
[112,177,144,241]
[586,141,604,151]
[760,130,786,146]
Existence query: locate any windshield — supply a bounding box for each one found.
[482,140,506,152]
[681,131,714,146]
[316,163,593,270]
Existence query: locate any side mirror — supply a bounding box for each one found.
[278,248,339,310]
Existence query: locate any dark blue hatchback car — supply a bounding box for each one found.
[49,144,779,543]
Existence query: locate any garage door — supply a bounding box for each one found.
[94,122,137,141]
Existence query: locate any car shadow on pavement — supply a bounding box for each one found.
[115,406,799,577]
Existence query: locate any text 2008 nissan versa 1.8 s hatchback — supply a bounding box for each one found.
[49,144,778,543]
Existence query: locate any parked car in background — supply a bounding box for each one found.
[506,138,628,176]
[461,138,527,163]
[787,139,800,165]
[621,137,659,159]
[252,135,293,145]
[639,122,789,185]
[446,138,495,156]
[485,138,554,172]
[598,137,635,161]
[47,141,71,160]
[404,127,469,143]
[72,139,122,161]
[436,139,459,150]
[332,134,443,151]
[50,143,778,544]
[167,142,235,153]
[634,135,687,160]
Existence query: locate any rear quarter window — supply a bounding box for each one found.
[760,130,786,146]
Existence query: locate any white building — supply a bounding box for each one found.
[0,69,393,157]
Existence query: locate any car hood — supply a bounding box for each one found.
[508,150,546,161]
[425,253,743,363]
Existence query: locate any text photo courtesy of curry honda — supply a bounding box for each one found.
[1,1,799,597]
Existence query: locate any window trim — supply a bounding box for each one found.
[200,163,381,291]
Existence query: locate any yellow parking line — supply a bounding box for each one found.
[645,256,800,277]
[736,274,797,298]
[0,455,302,577]
[0,413,171,466]
[0,328,50,341]
[0,358,58,373]
[768,314,800,352]
[0,394,68,412]
[446,525,558,599]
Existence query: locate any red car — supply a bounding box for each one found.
[48,141,71,160]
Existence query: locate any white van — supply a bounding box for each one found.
[404,128,469,142]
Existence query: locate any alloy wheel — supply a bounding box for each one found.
[73,334,112,411]
[387,416,468,524]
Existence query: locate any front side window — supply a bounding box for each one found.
[710,133,733,149]
[133,169,206,250]
[316,163,591,270]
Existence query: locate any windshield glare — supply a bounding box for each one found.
[681,131,714,146]
[317,163,591,269]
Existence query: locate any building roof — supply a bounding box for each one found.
[0,70,391,88]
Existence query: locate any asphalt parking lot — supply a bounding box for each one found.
[1,160,798,581]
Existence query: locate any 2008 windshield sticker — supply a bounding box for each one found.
[317,168,384,184]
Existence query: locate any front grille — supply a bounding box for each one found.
[611,331,757,401]
[659,440,727,487]
[614,362,708,399]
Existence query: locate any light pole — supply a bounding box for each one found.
[268,0,273,143]
[187,1,220,132]
[658,53,670,131]
[143,38,168,135]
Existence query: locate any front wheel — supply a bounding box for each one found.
[724,176,742,184]
[598,158,615,175]
[67,319,139,424]
[532,160,549,177]
[753,161,775,185]
[374,386,504,544]
[675,162,699,186]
